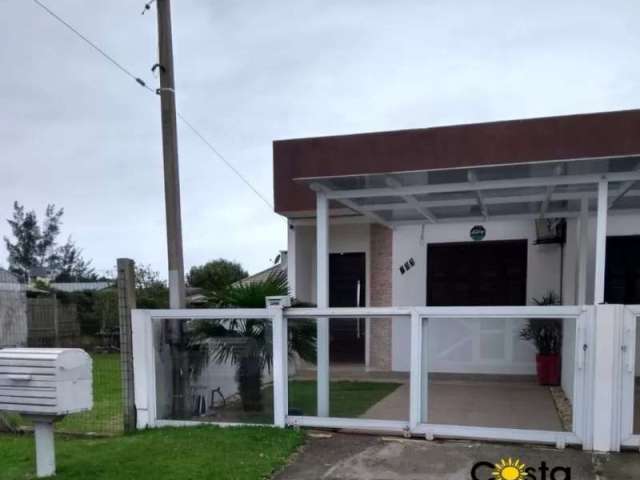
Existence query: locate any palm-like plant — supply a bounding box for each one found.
[520,291,562,355]
[187,271,315,412]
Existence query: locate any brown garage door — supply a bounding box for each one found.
[427,240,528,306]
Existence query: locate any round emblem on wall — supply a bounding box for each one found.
[470,225,486,241]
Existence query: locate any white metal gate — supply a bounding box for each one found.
[132,305,594,449]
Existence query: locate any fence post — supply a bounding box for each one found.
[52,293,59,346]
[408,310,422,431]
[267,296,290,428]
[117,258,137,433]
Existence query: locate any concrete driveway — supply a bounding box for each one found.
[274,432,640,480]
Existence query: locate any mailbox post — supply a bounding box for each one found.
[0,348,93,477]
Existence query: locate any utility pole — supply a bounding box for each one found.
[156,0,185,309]
[155,0,187,418]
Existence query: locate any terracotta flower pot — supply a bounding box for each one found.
[536,353,561,386]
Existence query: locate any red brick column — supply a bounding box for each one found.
[369,224,392,370]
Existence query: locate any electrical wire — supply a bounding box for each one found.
[31,0,154,93]
[176,113,273,208]
[30,0,273,209]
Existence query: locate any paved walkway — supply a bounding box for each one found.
[362,379,563,431]
[274,432,640,480]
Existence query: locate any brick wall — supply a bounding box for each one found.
[369,224,392,370]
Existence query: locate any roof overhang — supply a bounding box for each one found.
[293,155,640,226]
[273,109,640,218]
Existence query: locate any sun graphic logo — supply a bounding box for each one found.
[492,458,527,480]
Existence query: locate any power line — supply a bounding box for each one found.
[29,0,273,209]
[31,0,154,93]
[176,113,273,208]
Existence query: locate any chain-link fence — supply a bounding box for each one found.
[0,269,127,436]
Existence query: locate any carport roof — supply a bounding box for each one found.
[296,156,640,226]
[273,108,640,218]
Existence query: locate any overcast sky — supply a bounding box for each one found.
[1,0,639,278]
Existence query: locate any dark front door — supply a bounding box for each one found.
[427,240,528,306]
[605,236,640,304]
[329,252,366,363]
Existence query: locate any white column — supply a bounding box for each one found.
[594,180,608,304]
[409,310,423,429]
[34,421,56,477]
[591,304,623,452]
[576,197,589,305]
[316,191,330,417]
[287,222,297,299]
[270,305,288,427]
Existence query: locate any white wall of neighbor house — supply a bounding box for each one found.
[391,220,563,373]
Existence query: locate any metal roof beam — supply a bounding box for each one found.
[310,183,393,228]
[324,170,640,200]
[385,176,436,223]
[609,161,640,208]
[540,165,564,217]
[356,187,640,212]
[467,171,488,220]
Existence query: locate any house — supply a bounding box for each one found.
[49,281,113,293]
[234,251,288,287]
[275,109,640,377]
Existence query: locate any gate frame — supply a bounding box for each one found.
[620,305,640,449]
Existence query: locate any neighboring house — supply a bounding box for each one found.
[186,286,209,306]
[49,281,113,293]
[28,266,52,283]
[234,251,288,287]
[273,108,640,393]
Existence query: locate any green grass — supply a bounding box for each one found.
[10,354,123,435]
[0,426,303,480]
[6,353,400,431]
[287,380,401,417]
[186,380,402,424]
[58,354,122,433]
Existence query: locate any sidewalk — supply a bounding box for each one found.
[274,432,640,480]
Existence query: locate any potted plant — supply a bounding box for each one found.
[520,291,562,385]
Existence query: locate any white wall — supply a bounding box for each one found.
[289,223,370,305]
[391,220,562,372]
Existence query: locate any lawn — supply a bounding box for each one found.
[208,380,402,424]
[0,426,303,480]
[10,353,123,435]
[58,354,122,433]
[287,380,401,417]
[3,352,400,431]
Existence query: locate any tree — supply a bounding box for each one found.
[51,239,97,282]
[134,264,165,290]
[4,202,95,282]
[134,264,169,309]
[187,259,247,295]
[189,271,315,413]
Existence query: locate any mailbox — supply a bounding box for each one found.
[0,348,93,477]
[0,348,92,415]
